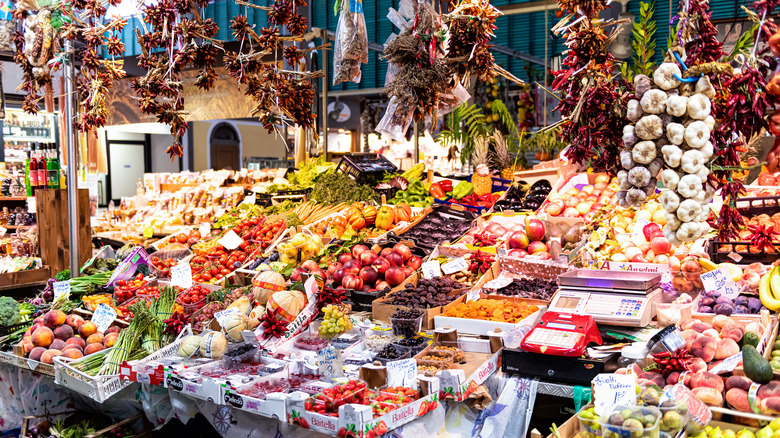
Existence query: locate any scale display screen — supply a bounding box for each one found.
[547,322,576,330]
[556,297,581,310]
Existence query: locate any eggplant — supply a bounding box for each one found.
[531,180,552,191]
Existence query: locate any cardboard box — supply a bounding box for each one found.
[436,350,501,401]
[512,167,561,187]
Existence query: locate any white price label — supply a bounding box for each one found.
[276,168,288,178]
[592,373,637,416]
[483,277,513,290]
[304,275,319,302]
[92,303,117,333]
[700,267,739,299]
[451,243,469,250]
[27,197,36,213]
[317,346,343,379]
[0,226,6,237]
[728,252,743,262]
[466,289,481,302]
[26,358,39,370]
[386,358,418,389]
[199,222,211,238]
[218,230,243,250]
[441,257,468,275]
[421,260,442,279]
[631,218,653,242]
[243,193,256,205]
[709,352,742,374]
[136,373,151,384]
[170,262,193,289]
[53,281,71,302]
[214,307,241,326]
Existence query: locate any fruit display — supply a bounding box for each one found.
[315,242,421,293]
[277,233,322,265]
[444,251,495,285]
[541,173,621,220]
[390,309,423,337]
[442,299,539,323]
[771,335,780,372]
[113,274,148,304]
[383,277,466,308]
[492,180,552,212]
[397,208,476,250]
[600,405,660,438]
[485,276,558,300]
[304,380,369,415]
[318,304,353,338]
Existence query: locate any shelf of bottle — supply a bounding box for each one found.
[0,197,28,202]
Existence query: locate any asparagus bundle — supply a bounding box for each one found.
[99,302,153,375]
[142,286,177,353]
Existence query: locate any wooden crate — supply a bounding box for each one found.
[35,189,91,273]
[0,266,51,291]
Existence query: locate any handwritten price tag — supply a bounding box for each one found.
[304,275,320,302]
[700,267,739,299]
[27,197,36,213]
[466,289,481,303]
[199,222,211,238]
[592,373,636,416]
[92,304,117,333]
[0,226,6,237]
[386,359,418,389]
[53,281,71,302]
[483,277,513,290]
[441,257,468,275]
[631,218,652,242]
[709,352,742,374]
[214,307,241,326]
[170,262,193,289]
[243,193,256,206]
[421,260,442,279]
[317,346,343,379]
[218,230,243,250]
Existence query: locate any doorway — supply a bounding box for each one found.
[210,123,240,170]
[107,140,147,202]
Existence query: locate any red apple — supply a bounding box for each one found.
[650,236,672,255]
[527,241,548,254]
[508,249,527,258]
[531,251,552,260]
[485,223,507,236]
[361,285,372,292]
[507,231,530,249]
[359,267,379,286]
[375,281,391,290]
[342,259,361,274]
[562,207,580,217]
[342,274,363,290]
[332,268,347,285]
[301,260,320,271]
[290,267,306,282]
[525,219,546,242]
[402,266,413,278]
[406,255,422,270]
[642,223,662,241]
[309,269,326,280]
[630,254,649,263]
[352,244,369,259]
[583,211,598,222]
[338,253,354,265]
[385,267,406,286]
[392,243,412,261]
[565,197,580,208]
[372,257,391,275]
[386,251,404,267]
[359,250,378,267]
[650,230,665,240]
[326,262,343,276]
[380,247,393,257]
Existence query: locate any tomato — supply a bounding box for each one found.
[232,227,241,234]
[188,237,199,245]
[237,254,246,261]
[176,234,188,244]
[202,273,212,281]
[215,274,224,280]
[210,267,219,276]
[117,279,127,287]
[136,273,144,281]
[219,255,228,265]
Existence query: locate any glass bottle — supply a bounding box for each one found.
[37,144,48,193]
[48,143,60,189]
[0,207,8,225]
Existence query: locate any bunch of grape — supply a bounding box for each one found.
[318,304,352,339]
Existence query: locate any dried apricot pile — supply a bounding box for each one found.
[442,299,538,323]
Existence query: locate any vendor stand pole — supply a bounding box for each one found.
[413,121,419,164]
[321,28,329,162]
[64,40,80,278]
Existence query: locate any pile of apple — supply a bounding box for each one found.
[291,242,422,293]
[17,310,120,364]
[542,173,627,221]
[459,216,551,259]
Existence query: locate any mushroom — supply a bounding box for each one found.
[664,224,683,246]
[660,190,681,212]
[620,150,636,170]
[665,212,682,231]
[677,174,703,198]
[626,187,648,205]
[627,99,644,122]
[684,121,710,149]
[676,199,703,223]
[700,141,714,160]
[703,115,716,131]
[633,140,658,164]
[695,76,716,98]
[623,125,637,147]
[676,222,700,241]
[634,74,653,99]
[653,63,683,90]
[661,145,683,167]
[641,89,668,114]
[666,94,688,117]
[666,123,685,145]
[647,157,663,176]
[635,115,664,140]
[687,93,712,120]
[661,169,681,190]
[628,166,652,187]
[681,149,706,174]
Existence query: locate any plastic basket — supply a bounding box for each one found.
[336,153,398,185]
[53,349,132,403]
[707,240,780,264]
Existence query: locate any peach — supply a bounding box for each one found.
[78,322,97,338]
[672,276,694,292]
[638,372,666,388]
[84,343,104,356]
[62,344,83,354]
[726,388,751,412]
[106,326,121,334]
[760,397,780,415]
[714,338,740,360]
[690,372,725,393]
[49,339,66,352]
[726,376,753,391]
[65,336,86,349]
[29,346,47,362]
[53,324,73,341]
[691,322,713,333]
[43,309,67,328]
[40,349,62,365]
[703,328,720,339]
[62,349,83,360]
[691,387,724,406]
[666,372,691,386]
[682,329,700,350]
[691,336,717,362]
[688,357,708,374]
[103,332,118,348]
[32,316,43,326]
[65,314,85,330]
[31,327,54,348]
[757,381,780,399]
[650,237,672,255]
[86,333,104,345]
[719,325,744,343]
[681,259,703,273]
[21,340,34,354]
[712,315,732,331]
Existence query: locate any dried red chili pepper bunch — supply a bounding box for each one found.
[133,0,221,159]
[557,0,609,17]
[468,250,494,274]
[747,223,780,252]
[317,286,348,310]
[11,9,48,115]
[551,17,630,174]
[445,0,502,83]
[679,0,724,65]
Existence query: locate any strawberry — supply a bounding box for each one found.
[374,421,388,435]
[338,427,347,438]
[418,402,428,416]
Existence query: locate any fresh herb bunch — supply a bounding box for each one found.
[620,1,657,82]
[287,157,336,187]
[310,173,379,204]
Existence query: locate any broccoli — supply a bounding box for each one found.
[0,296,21,327]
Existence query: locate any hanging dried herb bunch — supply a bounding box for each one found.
[444,0,503,84]
[333,0,369,85]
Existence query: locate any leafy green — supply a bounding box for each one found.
[436,103,489,165]
[55,269,71,281]
[727,16,757,61]
[620,1,657,82]
[310,173,380,204]
[285,213,304,228]
[213,203,263,229]
[288,157,337,188]
[262,199,300,216]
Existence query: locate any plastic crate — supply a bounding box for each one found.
[336,153,398,185]
[53,349,132,403]
[734,195,780,215]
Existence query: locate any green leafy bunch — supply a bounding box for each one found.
[621,1,657,83]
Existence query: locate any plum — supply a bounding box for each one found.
[713,303,733,316]
[735,305,749,314]
[698,306,713,313]
[701,297,717,307]
[735,296,749,307]
[748,297,763,313]
[716,296,733,305]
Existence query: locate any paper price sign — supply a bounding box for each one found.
[466,289,481,303]
[218,230,243,250]
[199,222,211,238]
[243,193,256,205]
[386,359,418,389]
[592,373,637,416]
[442,257,468,275]
[317,346,343,379]
[214,307,241,326]
[171,262,193,289]
[709,352,742,374]
[483,277,513,290]
[92,304,117,333]
[631,218,652,242]
[0,226,6,237]
[53,281,71,302]
[700,267,739,299]
[421,260,442,279]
